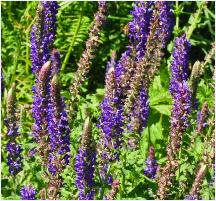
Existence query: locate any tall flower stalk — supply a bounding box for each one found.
[189,43,215,108]
[157,34,191,199]
[69,2,107,119]
[47,50,71,199]
[123,1,173,133]
[5,83,23,175]
[97,54,122,186]
[32,61,52,166]
[75,117,96,200]
[185,163,207,200]
[31,1,59,166]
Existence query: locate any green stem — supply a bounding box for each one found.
[11,36,21,85]
[175,1,179,30]
[61,3,85,71]
[25,1,30,74]
[187,1,205,39]
[107,15,130,21]
[120,151,126,198]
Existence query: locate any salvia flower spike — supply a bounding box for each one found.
[75,117,96,200]
[47,50,71,199]
[20,184,36,200]
[196,102,209,133]
[144,146,158,179]
[104,180,120,200]
[185,163,207,200]
[157,34,191,199]
[124,1,174,131]
[128,1,154,60]
[32,61,51,166]
[69,1,107,119]
[30,1,59,74]
[98,55,123,186]
[169,34,191,156]
[5,83,23,175]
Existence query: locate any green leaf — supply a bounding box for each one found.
[151,104,172,116]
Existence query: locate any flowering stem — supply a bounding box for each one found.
[61,2,85,71]
[187,1,205,39]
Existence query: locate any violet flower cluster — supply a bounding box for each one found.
[30,1,58,74]
[144,146,158,179]
[128,1,154,60]
[196,102,209,133]
[97,2,174,190]
[47,49,71,175]
[5,83,23,175]
[20,185,36,200]
[30,2,71,198]
[98,54,123,186]
[32,60,52,166]
[31,1,59,166]
[125,2,154,133]
[157,34,191,199]
[46,50,71,199]
[75,117,96,200]
[123,1,174,133]
[169,34,191,155]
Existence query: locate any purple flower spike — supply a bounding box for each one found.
[129,86,149,133]
[157,1,174,48]
[97,54,125,185]
[20,185,36,200]
[144,146,158,179]
[47,55,71,175]
[196,102,209,133]
[128,1,154,59]
[75,117,96,200]
[5,83,23,175]
[169,34,191,154]
[157,34,191,199]
[30,1,59,74]
[46,49,71,199]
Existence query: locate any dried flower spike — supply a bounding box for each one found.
[69,2,107,119]
[104,180,120,200]
[185,163,207,200]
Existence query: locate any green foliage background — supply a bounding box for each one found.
[1,1,215,200]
